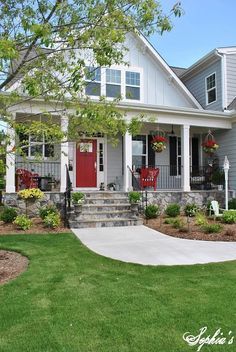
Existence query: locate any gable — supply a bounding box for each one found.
[123,33,202,109]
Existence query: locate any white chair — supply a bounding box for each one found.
[209,200,225,218]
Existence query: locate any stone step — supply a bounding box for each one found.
[69,218,143,228]
[71,210,134,221]
[73,203,131,212]
[84,197,129,205]
[81,192,128,199]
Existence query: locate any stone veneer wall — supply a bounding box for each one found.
[4,192,65,217]
[145,190,225,211]
[4,190,227,217]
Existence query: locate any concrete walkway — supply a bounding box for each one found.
[72,225,236,266]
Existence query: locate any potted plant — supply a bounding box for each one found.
[212,169,224,190]
[72,192,85,214]
[151,136,167,153]
[202,140,219,155]
[128,191,141,214]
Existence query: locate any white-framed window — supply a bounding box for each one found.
[126,71,140,100]
[106,68,121,98]
[132,135,147,167]
[206,73,216,105]
[19,133,54,158]
[85,66,101,96]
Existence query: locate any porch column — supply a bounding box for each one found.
[60,115,69,192]
[181,124,190,192]
[6,114,16,192]
[123,132,132,192]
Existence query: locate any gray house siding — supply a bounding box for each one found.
[214,124,236,190]
[183,59,222,111]
[226,54,236,107]
[107,135,123,189]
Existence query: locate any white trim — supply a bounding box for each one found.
[205,72,217,106]
[222,53,227,109]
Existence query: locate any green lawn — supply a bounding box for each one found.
[0,233,235,352]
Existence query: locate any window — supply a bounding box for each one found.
[106,69,121,98]
[169,136,181,176]
[206,73,216,104]
[85,66,101,96]
[19,133,54,158]
[132,135,147,167]
[126,71,140,100]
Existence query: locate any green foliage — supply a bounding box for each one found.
[13,215,32,230]
[222,210,236,224]
[228,198,236,210]
[39,204,58,220]
[0,206,17,223]
[43,213,61,229]
[202,223,223,234]
[171,217,185,229]
[72,192,85,204]
[184,203,198,217]
[212,169,224,185]
[195,212,208,226]
[165,203,180,217]
[145,204,159,219]
[164,218,175,225]
[128,191,141,204]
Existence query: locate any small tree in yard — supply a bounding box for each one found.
[0,0,183,160]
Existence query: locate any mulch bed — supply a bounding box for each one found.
[0,250,28,285]
[146,216,236,242]
[0,218,71,235]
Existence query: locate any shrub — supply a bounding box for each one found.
[164,218,174,225]
[13,215,32,230]
[145,204,159,219]
[39,204,58,220]
[222,210,236,224]
[184,203,198,217]
[195,212,208,226]
[171,217,185,229]
[228,198,236,210]
[165,203,180,217]
[43,213,61,229]
[128,191,141,204]
[18,188,44,200]
[0,206,17,223]
[202,223,222,234]
[72,192,85,204]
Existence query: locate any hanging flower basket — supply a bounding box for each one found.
[151,136,167,153]
[202,131,219,155]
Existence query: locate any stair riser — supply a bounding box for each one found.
[71,212,136,221]
[69,219,143,228]
[82,205,131,212]
[83,192,128,199]
[85,199,129,205]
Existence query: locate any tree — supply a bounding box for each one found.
[0,0,182,155]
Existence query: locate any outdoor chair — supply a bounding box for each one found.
[16,168,39,191]
[140,167,159,191]
[209,200,225,219]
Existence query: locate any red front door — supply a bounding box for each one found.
[76,140,97,187]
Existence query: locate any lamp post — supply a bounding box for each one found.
[223,156,229,210]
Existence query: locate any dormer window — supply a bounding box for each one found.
[85,67,101,96]
[206,73,216,105]
[106,69,121,98]
[126,71,140,100]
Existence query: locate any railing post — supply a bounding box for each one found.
[181,124,190,191]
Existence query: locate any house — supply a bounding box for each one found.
[4,35,235,201]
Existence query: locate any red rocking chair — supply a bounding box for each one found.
[140,167,159,191]
[16,169,39,191]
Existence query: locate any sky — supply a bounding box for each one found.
[150,0,236,68]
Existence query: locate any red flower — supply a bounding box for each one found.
[202,140,217,147]
[152,136,167,143]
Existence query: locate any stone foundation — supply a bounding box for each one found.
[145,190,225,210]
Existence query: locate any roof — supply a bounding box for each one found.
[170,66,187,77]
[227,97,236,110]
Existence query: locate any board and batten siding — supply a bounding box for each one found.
[183,59,222,111]
[226,54,236,107]
[214,124,236,190]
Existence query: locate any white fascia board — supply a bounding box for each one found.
[137,33,203,110]
[217,47,236,54]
